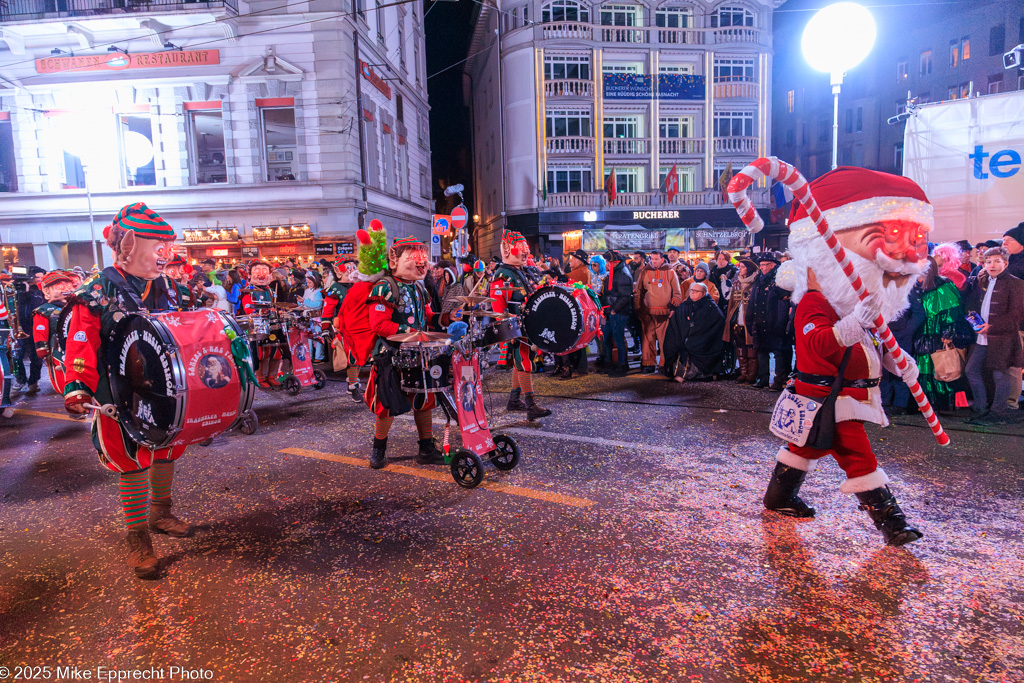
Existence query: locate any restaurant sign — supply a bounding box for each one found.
[36,50,220,75]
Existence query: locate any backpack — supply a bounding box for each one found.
[336,276,400,367]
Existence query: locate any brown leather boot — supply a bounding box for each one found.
[149,497,192,538]
[126,528,159,579]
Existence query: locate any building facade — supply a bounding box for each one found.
[464,0,781,261]
[0,0,432,269]
[773,0,1024,183]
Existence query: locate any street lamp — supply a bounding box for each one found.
[801,2,876,170]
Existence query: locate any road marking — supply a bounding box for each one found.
[278,447,596,508]
[499,427,683,455]
[12,408,83,423]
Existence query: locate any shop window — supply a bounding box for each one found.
[261,107,300,182]
[189,110,227,184]
[0,119,17,192]
[118,115,156,187]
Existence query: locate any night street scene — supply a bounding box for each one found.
[1,0,1023,681]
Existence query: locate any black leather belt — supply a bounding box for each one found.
[796,372,880,389]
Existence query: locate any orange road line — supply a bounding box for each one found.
[279,447,596,509]
[12,408,83,422]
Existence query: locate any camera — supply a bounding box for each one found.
[1004,44,1024,70]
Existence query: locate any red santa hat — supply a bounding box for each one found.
[788,167,933,244]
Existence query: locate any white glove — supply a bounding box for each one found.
[898,354,920,385]
[852,292,883,330]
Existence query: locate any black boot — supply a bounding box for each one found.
[416,438,445,465]
[506,388,526,412]
[855,486,924,546]
[524,392,552,420]
[763,463,816,518]
[369,437,387,470]
[348,381,364,402]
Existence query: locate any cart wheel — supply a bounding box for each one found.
[313,369,327,390]
[240,409,258,435]
[199,437,214,447]
[490,434,520,471]
[450,450,484,489]
[285,376,301,396]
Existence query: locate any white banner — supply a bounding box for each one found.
[904,91,1024,245]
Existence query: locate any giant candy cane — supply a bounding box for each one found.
[727,157,950,447]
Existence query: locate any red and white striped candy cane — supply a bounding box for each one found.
[727,157,950,447]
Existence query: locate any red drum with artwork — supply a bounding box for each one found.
[522,284,603,356]
[105,309,256,449]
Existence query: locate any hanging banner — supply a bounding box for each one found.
[36,50,219,74]
[602,73,706,101]
[657,74,705,101]
[689,228,751,251]
[584,228,663,252]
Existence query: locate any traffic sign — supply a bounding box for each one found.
[429,233,441,257]
[432,214,451,235]
[450,205,468,230]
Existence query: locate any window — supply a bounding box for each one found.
[419,163,429,198]
[542,0,589,23]
[602,63,641,74]
[787,89,795,113]
[948,86,958,100]
[398,25,406,69]
[355,0,363,19]
[658,165,694,192]
[920,50,932,75]
[261,107,300,182]
[659,64,695,75]
[962,36,970,61]
[603,166,643,193]
[396,93,404,122]
[546,109,592,137]
[845,108,853,134]
[711,5,754,28]
[0,118,16,192]
[600,4,640,26]
[413,46,420,84]
[545,55,591,80]
[659,116,692,138]
[546,166,592,193]
[897,61,908,82]
[894,143,904,171]
[960,82,970,99]
[990,24,1005,56]
[817,119,830,144]
[189,110,226,184]
[655,6,691,28]
[785,129,795,147]
[950,39,959,68]
[713,57,755,82]
[376,0,385,44]
[988,74,1004,94]
[118,115,156,187]
[896,99,907,115]
[856,106,863,133]
[714,111,754,137]
[604,116,640,139]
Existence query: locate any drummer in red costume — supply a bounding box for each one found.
[62,203,190,578]
[32,271,75,358]
[762,167,928,546]
[489,230,552,420]
[241,259,285,387]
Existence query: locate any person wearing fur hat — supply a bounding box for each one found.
[32,271,76,394]
[490,231,552,418]
[762,167,929,547]
[61,203,191,578]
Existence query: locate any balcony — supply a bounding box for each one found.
[714,137,759,155]
[0,0,236,21]
[656,27,705,45]
[544,79,594,98]
[603,138,649,155]
[713,27,760,44]
[713,81,760,99]
[545,136,596,154]
[541,21,592,40]
[600,26,649,43]
[659,138,705,155]
[540,187,770,209]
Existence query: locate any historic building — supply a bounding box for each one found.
[0,0,432,269]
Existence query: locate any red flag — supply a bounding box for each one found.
[665,164,679,203]
[605,171,617,204]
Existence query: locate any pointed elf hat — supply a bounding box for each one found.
[109,202,176,240]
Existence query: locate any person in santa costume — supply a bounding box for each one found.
[763,167,928,547]
[489,230,552,420]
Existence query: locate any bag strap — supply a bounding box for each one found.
[828,347,855,401]
[103,267,146,313]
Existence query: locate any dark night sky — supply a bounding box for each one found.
[423,0,476,215]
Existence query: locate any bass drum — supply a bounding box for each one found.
[105,310,256,449]
[522,285,603,356]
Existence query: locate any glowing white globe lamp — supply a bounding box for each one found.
[801,2,876,169]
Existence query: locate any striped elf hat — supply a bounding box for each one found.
[391,236,424,249]
[42,270,73,288]
[111,202,176,240]
[501,229,527,249]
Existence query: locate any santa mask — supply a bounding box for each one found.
[250,264,273,287]
[390,245,429,282]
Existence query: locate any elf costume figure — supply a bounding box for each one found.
[489,230,552,420]
[164,254,196,309]
[762,167,928,547]
[32,270,76,394]
[62,202,189,579]
[241,259,286,387]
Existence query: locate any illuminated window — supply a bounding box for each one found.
[547,166,593,193]
[962,36,971,60]
[897,61,908,82]
[787,89,795,113]
[0,118,16,192]
[544,55,591,80]
[600,4,640,26]
[711,5,754,28]
[920,50,932,75]
[261,107,300,182]
[188,109,226,185]
[656,7,692,28]
[118,115,156,187]
[603,166,643,193]
[541,0,589,23]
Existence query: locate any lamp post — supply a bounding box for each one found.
[801,2,876,170]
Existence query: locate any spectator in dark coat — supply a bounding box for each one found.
[709,251,737,313]
[882,280,926,412]
[14,266,46,391]
[600,250,634,377]
[663,282,725,382]
[1001,223,1024,407]
[746,253,793,391]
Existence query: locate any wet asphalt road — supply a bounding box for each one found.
[0,365,1022,683]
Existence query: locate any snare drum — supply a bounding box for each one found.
[476,316,525,348]
[105,310,256,449]
[522,284,603,355]
[239,315,272,341]
[393,341,453,393]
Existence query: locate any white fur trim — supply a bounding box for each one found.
[776,446,817,472]
[835,393,889,427]
[839,467,890,494]
[789,196,933,239]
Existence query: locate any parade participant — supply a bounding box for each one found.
[241,259,285,387]
[760,167,929,546]
[634,250,682,374]
[164,254,196,308]
[364,232,447,469]
[14,266,46,393]
[490,230,552,419]
[62,202,188,578]
[32,271,76,395]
